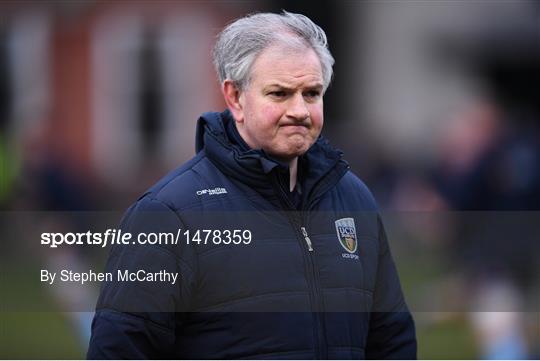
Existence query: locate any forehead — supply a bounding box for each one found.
[249,45,323,88]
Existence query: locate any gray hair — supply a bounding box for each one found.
[212,11,334,92]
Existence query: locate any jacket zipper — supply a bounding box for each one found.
[300,226,313,251]
[271,172,327,359]
[299,166,351,359]
[298,224,328,360]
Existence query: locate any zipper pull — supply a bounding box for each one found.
[300,226,314,252]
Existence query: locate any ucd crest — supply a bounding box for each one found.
[335,218,357,253]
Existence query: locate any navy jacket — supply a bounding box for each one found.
[87,110,416,359]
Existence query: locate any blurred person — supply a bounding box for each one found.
[434,100,540,211]
[434,98,540,284]
[87,11,416,359]
[470,279,528,360]
[432,98,540,359]
[10,124,98,348]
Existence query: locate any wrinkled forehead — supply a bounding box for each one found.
[248,44,324,88]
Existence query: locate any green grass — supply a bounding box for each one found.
[0,312,84,359]
[1,260,85,359]
[416,314,479,359]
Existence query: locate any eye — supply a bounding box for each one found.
[304,90,321,100]
[269,91,287,98]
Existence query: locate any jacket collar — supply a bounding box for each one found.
[196,110,349,207]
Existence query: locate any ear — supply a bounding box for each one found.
[222,80,245,123]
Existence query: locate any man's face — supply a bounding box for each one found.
[232,45,324,162]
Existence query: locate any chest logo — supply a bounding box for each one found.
[196,187,227,196]
[335,217,357,254]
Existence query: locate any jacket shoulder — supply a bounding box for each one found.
[138,151,220,211]
[335,171,379,211]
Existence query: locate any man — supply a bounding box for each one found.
[87,11,416,359]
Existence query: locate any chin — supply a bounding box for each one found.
[267,140,312,161]
[267,149,303,163]
[283,147,309,159]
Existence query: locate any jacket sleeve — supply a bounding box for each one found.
[365,216,417,359]
[87,196,196,359]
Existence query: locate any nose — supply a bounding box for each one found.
[286,93,310,121]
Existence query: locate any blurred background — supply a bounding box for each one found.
[0,0,539,359]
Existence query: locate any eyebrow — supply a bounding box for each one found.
[265,83,323,91]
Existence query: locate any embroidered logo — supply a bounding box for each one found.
[196,187,227,196]
[335,217,357,254]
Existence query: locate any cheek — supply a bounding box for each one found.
[260,104,284,129]
[309,105,324,130]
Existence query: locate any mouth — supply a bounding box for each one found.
[280,123,309,128]
[280,124,310,135]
